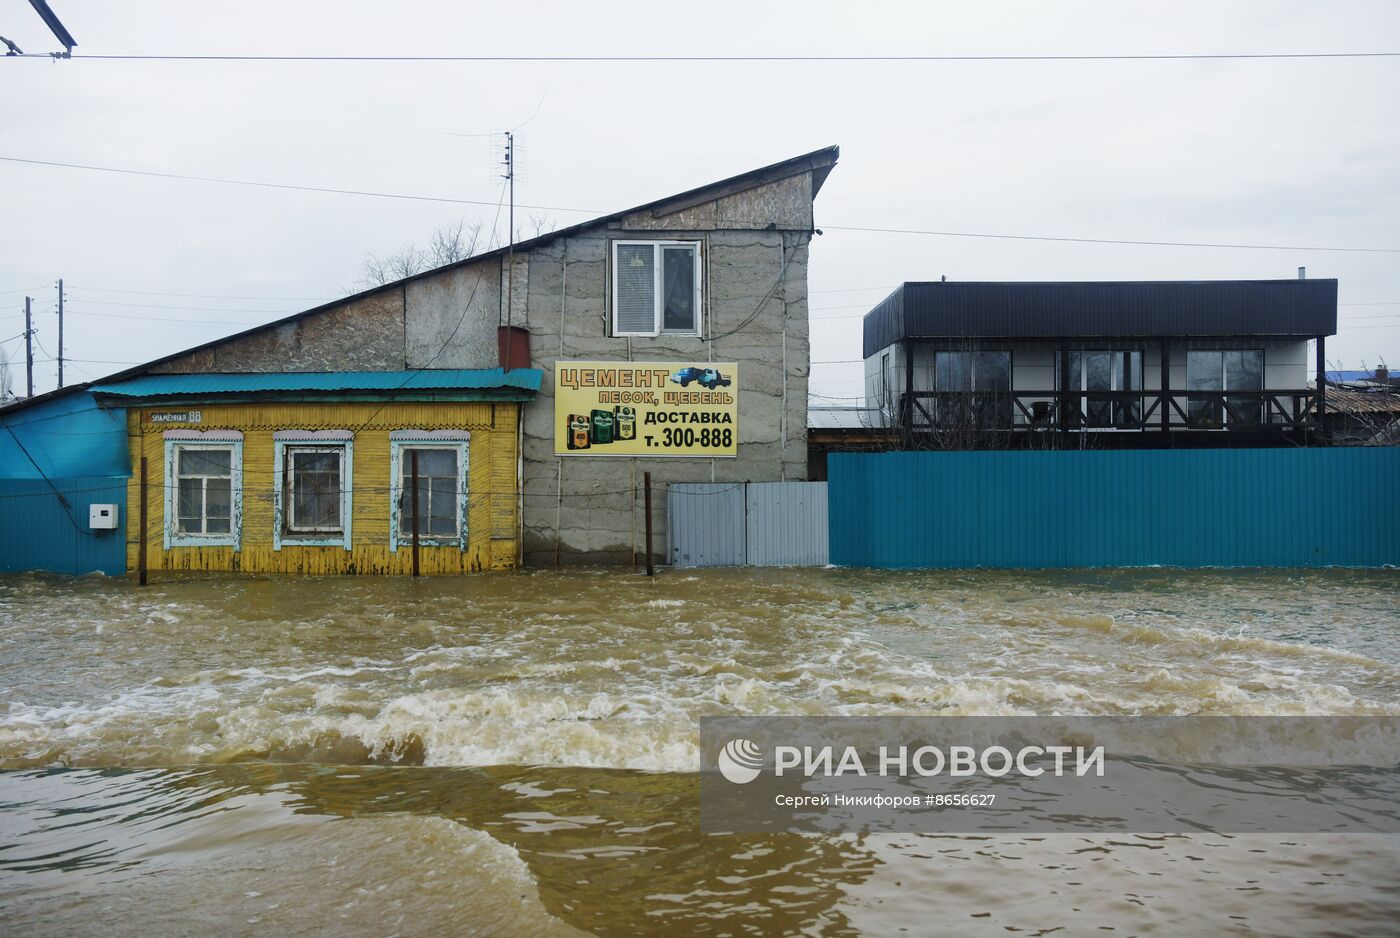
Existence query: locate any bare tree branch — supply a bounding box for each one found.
[357,220,500,289]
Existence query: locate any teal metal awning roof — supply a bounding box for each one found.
[90,369,542,400]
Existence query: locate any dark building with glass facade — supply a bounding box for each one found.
[861,278,1337,448]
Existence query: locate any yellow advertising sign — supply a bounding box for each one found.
[554,361,738,457]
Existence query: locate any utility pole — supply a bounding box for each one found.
[24,296,34,398]
[502,131,516,369]
[56,277,65,389]
[504,132,514,313]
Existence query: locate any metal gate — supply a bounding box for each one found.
[668,481,828,568]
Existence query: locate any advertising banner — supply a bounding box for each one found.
[555,360,738,457]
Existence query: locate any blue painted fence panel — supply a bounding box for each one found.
[0,476,128,575]
[829,448,1400,569]
[1,391,130,575]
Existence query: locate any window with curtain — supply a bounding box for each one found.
[612,241,701,336]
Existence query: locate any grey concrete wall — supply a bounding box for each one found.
[403,260,501,369]
[520,174,816,565]
[150,289,407,373]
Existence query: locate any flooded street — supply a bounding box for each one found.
[2,567,1398,935]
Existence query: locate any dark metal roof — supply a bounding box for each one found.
[863,279,1338,358]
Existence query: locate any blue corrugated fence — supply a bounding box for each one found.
[829,448,1400,569]
[0,476,127,575]
[1,391,130,576]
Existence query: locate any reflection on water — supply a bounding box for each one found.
[1,567,1397,934]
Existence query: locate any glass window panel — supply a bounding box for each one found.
[615,244,656,334]
[661,246,696,332]
[1224,350,1262,391]
[205,516,231,534]
[289,449,342,531]
[206,478,231,520]
[1081,352,1110,390]
[974,352,1011,392]
[1225,350,1263,424]
[1116,351,1142,425]
[428,477,457,536]
[404,448,456,478]
[177,477,203,533]
[935,352,971,392]
[1187,351,1223,425]
[976,352,1012,429]
[398,449,461,538]
[1186,352,1223,391]
[1083,352,1111,427]
[294,489,339,529]
[178,448,230,476]
[294,451,339,474]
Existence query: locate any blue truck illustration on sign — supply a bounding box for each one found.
[669,367,733,390]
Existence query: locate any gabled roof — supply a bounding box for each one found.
[1,145,839,416]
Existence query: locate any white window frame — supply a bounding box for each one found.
[388,433,471,552]
[611,240,703,337]
[272,432,354,551]
[163,433,243,550]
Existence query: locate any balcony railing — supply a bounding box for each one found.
[902,389,1319,433]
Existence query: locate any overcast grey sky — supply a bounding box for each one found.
[2,0,1397,401]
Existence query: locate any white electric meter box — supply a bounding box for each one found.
[89,504,119,530]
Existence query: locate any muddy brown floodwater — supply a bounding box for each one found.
[1,567,1397,935]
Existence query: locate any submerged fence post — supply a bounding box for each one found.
[644,471,654,577]
[138,456,148,586]
[411,450,421,578]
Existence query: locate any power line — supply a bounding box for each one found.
[8,155,1398,254]
[33,356,142,365]
[7,51,1400,62]
[68,297,299,314]
[73,285,332,301]
[62,309,265,325]
[0,156,597,214]
[823,224,1400,254]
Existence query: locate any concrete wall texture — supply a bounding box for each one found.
[146,161,831,566]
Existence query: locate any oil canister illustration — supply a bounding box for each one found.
[590,409,615,445]
[568,414,592,450]
[613,406,637,441]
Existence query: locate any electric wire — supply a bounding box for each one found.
[8,51,1400,62]
[6,156,1399,253]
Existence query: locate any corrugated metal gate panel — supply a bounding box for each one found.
[746,482,829,566]
[668,482,830,568]
[668,483,746,568]
[829,448,1400,569]
[0,476,128,575]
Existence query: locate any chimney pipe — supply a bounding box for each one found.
[1297,266,1306,280]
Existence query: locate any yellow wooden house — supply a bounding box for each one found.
[89,370,540,576]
